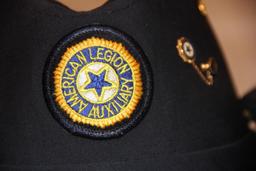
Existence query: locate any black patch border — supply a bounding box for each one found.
[43,25,153,139]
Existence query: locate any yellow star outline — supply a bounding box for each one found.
[77,64,119,103]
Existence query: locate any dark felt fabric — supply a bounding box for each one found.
[0,0,255,170]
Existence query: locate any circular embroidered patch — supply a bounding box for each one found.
[55,38,142,128]
[44,26,152,138]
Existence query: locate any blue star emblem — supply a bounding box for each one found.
[85,70,112,96]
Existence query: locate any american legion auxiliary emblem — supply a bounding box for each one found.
[44,26,152,138]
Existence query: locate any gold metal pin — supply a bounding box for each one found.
[243,109,256,133]
[198,0,207,16]
[176,37,217,86]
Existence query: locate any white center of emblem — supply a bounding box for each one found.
[77,62,119,104]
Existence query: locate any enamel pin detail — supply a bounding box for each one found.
[44,26,152,138]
